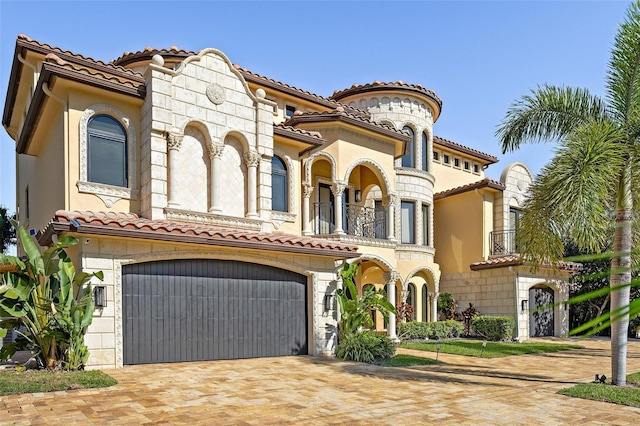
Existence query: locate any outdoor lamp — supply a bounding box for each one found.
[354,189,362,202]
[94,286,107,308]
[521,299,528,311]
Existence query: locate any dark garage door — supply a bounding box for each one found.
[122,259,308,365]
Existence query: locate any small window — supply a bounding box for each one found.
[453,158,460,168]
[433,151,440,162]
[401,126,415,168]
[285,105,296,117]
[25,186,30,220]
[88,115,127,187]
[422,204,429,246]
[401,201,415,244]
[443,154,450,164]
[271,156,288,212]
[464,161,470,170]
[421,132,428,172]
[473,164,480,173]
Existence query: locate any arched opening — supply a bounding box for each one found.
[345,161,390,239]
[401,125,415,168]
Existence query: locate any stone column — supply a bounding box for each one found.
[166,133,183,208]
[302,183,313,236]
[244,152,261,219]
[384,271,400,341]
[332,182,346,235]
[383,193,397,241]
[207,143,224,213]
[430,292,439,322]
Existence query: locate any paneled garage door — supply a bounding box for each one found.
[122,259,308,365]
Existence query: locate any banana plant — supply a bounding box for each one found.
[336,262,395,341]
[0,224,102,369]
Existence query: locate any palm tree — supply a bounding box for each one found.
[496,1,640,386]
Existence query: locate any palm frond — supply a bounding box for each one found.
[607,0,640,128]
[518,121,624,269]
[496,85,608,153]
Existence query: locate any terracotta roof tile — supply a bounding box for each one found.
[284,107,409,140]
[17,34,144,80]
[434,136,498,163]
[470,255,583,271]
[43,54,144,90]
[273,123,326,145]
[112,46,197,67]
[330,80,443,110]
[47,210,358,257]
[434,178,505,200]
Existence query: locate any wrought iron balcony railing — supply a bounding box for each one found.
[490,229,517,255]
[313,202,386,239]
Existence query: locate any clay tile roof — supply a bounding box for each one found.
[273,123,326,146]
[42,56,144,91]
[44,210,358,258]
[112,46,197,67]
[329,80,443,110]
[16,34,144,81]
[434,178,505,200]
[283,107,409,141]
[433,136,498,163]
[470,255,522,270]
[470,254,583,272]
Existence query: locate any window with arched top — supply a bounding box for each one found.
[407,283,416,321]
[421,132,428,172]
[401,126,415,168]
[271,156,288,212]
[87,114,127,187]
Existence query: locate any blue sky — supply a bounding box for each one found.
[0,0,631,212]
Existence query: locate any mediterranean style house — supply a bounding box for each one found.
[2,35,573,368]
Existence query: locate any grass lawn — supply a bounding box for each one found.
[380,354,440,367]
[0,369,117,396]
[558,372,640,408]
[400,340,583,358]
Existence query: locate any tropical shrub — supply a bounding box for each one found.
[438,292,456,319]
[396,301,414,323]
[336,262,395,340]
[472,316,515,341]
[397,320,463,340]
[0,225,102,370]
[335,330,395,363]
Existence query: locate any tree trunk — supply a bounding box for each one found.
[610,169,633,386]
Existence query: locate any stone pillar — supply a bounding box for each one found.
[207,143,224,213]
[244,152,261,219]
[166,133,183,208]
[332,182,346,235]
[302,183,313,235]
[430,292,439,322]
[383,193,397,241]
[384,271,400,341]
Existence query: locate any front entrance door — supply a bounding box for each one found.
[529,285,554,337]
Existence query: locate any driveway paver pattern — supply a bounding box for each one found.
[1,338,640,425]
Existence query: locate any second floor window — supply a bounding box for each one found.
[401,201,415,244]
[421,132,428,172]
[401,126,415,168]
[271,156,288,212]
[87,115,127,187]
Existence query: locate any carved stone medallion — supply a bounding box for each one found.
[206,83,226,105]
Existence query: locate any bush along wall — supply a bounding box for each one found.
[472,316,515,341]
[397,320,463,340]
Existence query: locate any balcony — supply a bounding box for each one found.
[313,202,386,239]
[490,229,517,255]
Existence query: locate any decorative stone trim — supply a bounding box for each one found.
[319,234,398,248]
[164,207,262,230]
[206,143,224,160]
[395,167,435,184]
[77,181,139,208]
[166,133,183,151]
[206,83,226,105]
[395,244,436,255]
[271,211,296,223]
[243,151,261,167]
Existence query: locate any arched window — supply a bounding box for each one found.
[401,126,414,168]
[422,284,429,322]
[407,283,416,321]
[87,115,127,187]
[271,156,288,212]
[421,132,428,172]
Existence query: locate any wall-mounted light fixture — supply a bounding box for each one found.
[323,294,334,311]
[354,189,362,202]
[94,286,107,308]
[521,299,528,311]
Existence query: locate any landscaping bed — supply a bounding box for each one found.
[400,339,584,358]
[0,369,117,396]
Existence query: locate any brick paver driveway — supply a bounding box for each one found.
[2,338,640,425]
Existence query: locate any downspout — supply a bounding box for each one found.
[42,82,69,211]
[509,266,520,341]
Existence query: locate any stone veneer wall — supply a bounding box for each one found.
[80,237,340,369]
[440,266,569,340]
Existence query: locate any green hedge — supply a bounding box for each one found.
[397,320,463,340]
[472,316,515,341]
[336,331,396,363]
